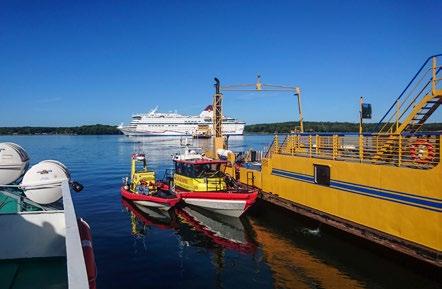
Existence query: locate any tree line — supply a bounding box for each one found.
[1,122,441,135]
[0,125,121,135]
[244,121,442,133]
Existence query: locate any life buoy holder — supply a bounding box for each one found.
[410,139,435,164]
[78,218,97,289]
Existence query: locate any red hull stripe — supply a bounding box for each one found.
[174,160,227,165]
[177,191,258,201]
[120,187,181,207]
[176,190,259,212]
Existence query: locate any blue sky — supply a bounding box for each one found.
[0,1,441,126]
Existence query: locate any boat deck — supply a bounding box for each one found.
[0,189,43,214]
[0,190,67,288]
[0,257,68,289]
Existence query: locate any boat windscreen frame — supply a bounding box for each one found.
[174,160,226,178]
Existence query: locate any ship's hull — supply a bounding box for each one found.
[176,191,258,217]
[119,123,244,136]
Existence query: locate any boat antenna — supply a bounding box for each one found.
[149,106,158,115]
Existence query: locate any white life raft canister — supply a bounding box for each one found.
[0,142,30,185]
[20,160,70,204]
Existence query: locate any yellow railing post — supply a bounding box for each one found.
[376,135,379,154]
[316,135,320,155]
[432,56,437,95]
[398,134,402,167]
[308,135,312,157]
[273,134,279,154]
[292,135,295,155]
[359,134,364,162]
[332,135,338,160]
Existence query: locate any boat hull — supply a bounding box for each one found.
[120,187,180,210]
[176,191,258,217]
[118,125,244,137]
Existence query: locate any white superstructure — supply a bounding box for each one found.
[118,105,245,136]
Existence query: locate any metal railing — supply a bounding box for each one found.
[375,54,442,134]
[272,132,440,169]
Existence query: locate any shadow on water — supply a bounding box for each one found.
[247,199,442,289]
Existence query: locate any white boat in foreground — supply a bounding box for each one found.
[0,143,96,289]
[0,182,95,289]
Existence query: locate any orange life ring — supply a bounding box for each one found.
[410,139,434,164]
[78,218,97,289]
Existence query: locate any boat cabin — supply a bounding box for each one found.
[173,159,227,191]
[130,154,156,192]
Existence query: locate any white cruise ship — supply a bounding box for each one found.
[118,105,245,136]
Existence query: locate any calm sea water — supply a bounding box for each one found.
[0,135,440,289]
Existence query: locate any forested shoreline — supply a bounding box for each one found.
[0,125,121,135]
[245,121,442,133]
[1,122,441,135]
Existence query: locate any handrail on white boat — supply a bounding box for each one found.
[62,181,90,289]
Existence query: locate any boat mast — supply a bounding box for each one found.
[213,78,224,156]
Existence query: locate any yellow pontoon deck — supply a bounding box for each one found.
[231,55,442,266]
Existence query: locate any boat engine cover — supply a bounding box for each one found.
[21,160,70,204]
[0,142,29,185]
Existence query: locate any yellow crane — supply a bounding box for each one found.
[212,76,303,157]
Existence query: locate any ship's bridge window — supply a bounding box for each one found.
[175,162,222,178]
[314,164,330,186]
[132,116,142,120]
[175,162,183,175]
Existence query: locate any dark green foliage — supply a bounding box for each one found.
[1,122,441,135]
[0,125,121,135]
[244,121,442,133]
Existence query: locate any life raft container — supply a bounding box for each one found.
[0,142,29,185]
[78,218,97,289]
[410,139,435,164]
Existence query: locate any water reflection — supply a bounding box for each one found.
[250,219,365,289]
[121,198,255,255]
[121,199,176,233]
[176,206,256,254]
[120,176,441,289]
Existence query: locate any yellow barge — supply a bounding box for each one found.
[212,55,442,266]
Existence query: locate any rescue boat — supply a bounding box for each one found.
[164,158,258,217]
[120,153,180,210]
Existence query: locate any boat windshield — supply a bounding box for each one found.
[175,162,224,178]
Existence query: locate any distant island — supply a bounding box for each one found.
[1,122,441,135]
[0,125,121,135]
[245,121,442,133]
